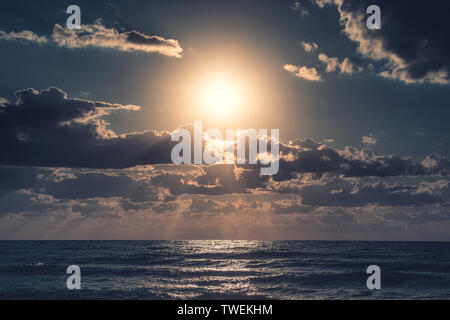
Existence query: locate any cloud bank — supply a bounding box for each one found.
[1,87,449,240]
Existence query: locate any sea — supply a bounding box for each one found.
[0,240,449,300]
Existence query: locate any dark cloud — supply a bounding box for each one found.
[44,172,166,203]
[315,0,450,84]
[0,87,176,168]
[278,140,450,179]
[1,88,448,178]
[273,176,448,207]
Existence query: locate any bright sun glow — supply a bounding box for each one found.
[199,75,242,118]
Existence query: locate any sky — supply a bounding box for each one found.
[0,0,449,240]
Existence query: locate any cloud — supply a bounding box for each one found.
[339,57,354,74]
[291,2,309,17]
[318,53,355,74]
[1,164,449,240]
[0,22,183,58]
[272,175,449,207]
[283,64,323,81]
[2,88,449,180]
[301,41,318,52]
[1,86,449,240]
[0,97,8,107]
[314,0,334,8]
[422,154,450,176]
[52,23,183,58]
[277,138,450,179]
[412,131,425,137]
[284,52,357,82]
[0,105,449,240]
[362,134,377,145]
[0,87,178,168]
[313,0,450,84]
[0,30,48,44]
[318,53,339,72]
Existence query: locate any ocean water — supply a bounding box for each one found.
[0,240,449,300]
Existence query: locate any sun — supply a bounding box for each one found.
[198,75,243,119]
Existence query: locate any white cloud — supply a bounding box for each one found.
[283,64,323,81]
[318,53,339,72]
[314,0,336,8]
[0,30,48,44]
[0,22,183,58]
[51,23,183,58]
[339,57,354,74]
[301,41,318,53]
[318,53,355,74]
